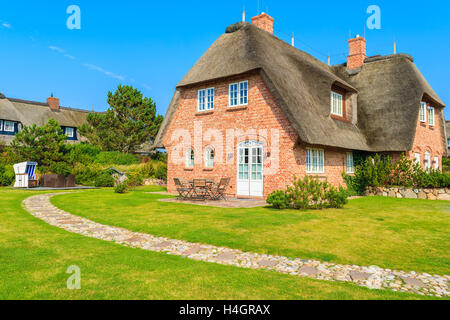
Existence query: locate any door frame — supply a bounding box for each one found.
[236,140,264,198]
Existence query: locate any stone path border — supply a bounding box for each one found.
[23,193,449,298]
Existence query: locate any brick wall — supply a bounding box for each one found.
[163,73,349,198]
[405,102,446,170]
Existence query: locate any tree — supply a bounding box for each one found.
[80,85,163,153]
[9,119,70,174]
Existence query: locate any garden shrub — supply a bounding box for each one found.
[94,172,115,188]
[154,162,167,181]
[346,154,450,195]
[114,182,129,194]
[0,164,15,186]
[267,176,348,210]
[126,171,144,189]
[266,191,290,209]
[94,151,139,165]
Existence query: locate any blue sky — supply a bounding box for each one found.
[0,0,449,118]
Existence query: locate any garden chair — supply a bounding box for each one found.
[173,178,193,199]
[210,177,230,201]
[192,179,209,200]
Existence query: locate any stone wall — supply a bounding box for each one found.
[365,186,450,201]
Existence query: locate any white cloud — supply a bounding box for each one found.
[1,22,12,29]
[49,46,65,53]
[83,63,125,81]
[64,54,76,60]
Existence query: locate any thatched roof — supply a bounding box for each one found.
[0,97,90,127]
[333,55,445,151]
[154,22,445,152]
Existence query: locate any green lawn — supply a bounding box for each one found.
[51,187,450,276]
[0,188,440,300]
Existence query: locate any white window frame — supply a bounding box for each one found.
[306,148,325,174]
[229,80,248,107]
[204,146,214,168]
[414,153,421,166]
[186,148,194,168]
[4,120,15,132]
[331,91,343,117]
[197,88,214,112]
[65,127,74,138]
[434,156,439,170]
[424,151,431,171]
[447,139,450,148]
[0,120,3,131]
[428,106,435,126]
[420,102,427,122]
[346,152,354,174]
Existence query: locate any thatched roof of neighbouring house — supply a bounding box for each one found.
[0,97,91,127]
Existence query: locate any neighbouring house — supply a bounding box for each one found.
[154,13,447,198]
[0,93,90,144]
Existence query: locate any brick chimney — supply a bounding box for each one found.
[347,35,367,70]
[251,13,274,34]
[47,93,60,110]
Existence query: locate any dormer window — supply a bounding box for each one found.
[331,91,344,117]
[420,102,427,122]
[427,106,435,126]
[198,88,214,112]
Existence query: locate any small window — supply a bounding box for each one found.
[434,156,439,170]
[428,106,435,126]
[414,153,421,166]
[198,88,214,112]
[65,127,74,138]
[229,81,248,107]
[186,148,194,168]
[204,147,214,168]
[346,152,354,174]
[306,148,325,174]
[424,151,431,171]
[420,102,427,122]
[331,91,343,117]
[4,120,15,132]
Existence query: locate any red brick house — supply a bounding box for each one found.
[153,13,447,198]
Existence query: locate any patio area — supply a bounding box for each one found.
[157,196,267,208]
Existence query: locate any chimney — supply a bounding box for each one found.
[347,35,367,70]
[251,13,274,34]
[47,93,60,110]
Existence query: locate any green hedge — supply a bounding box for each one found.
[94,151,139,165]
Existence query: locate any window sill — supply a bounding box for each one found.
[203,168,214,172]
[226,106,248,112]
[330,114,350,123]
[184,168,194,171]
[196,111,214,116]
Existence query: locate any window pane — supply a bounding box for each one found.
[4,121,14,132]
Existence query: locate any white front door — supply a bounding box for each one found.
[237,141,263,197]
